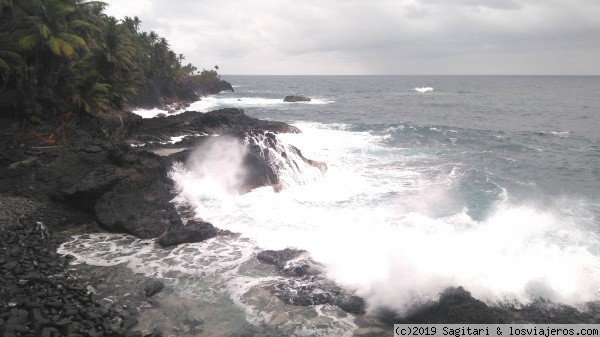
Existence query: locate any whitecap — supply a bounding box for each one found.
[131,107,170,119]
[414,87,434,93]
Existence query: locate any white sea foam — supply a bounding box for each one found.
[549,131,571,137]
[131,107,170,119]
[59,121,600,329]
[132,94,334,120]
[189,96,334,111]
[168,122,600,314]
[414,87,434,93]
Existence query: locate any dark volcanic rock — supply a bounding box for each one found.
[144,280,165,297]
[283,95,311,102]
[193,78,234,96]
[157,219,218,247]
[0,221,145,337]
[204,108,300,133]
[133,108,300,142]
[256,249,364,314]
[400,287,504,323]
[257,249,324,277]
[257,249,305,269]
[55,146,181,238]
[127,77,233,110]
[157,116,326,193]
[94,179,180,238]
[268,278,366,315]
[240,130,327,192]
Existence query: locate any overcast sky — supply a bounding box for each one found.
[103,0,600,75]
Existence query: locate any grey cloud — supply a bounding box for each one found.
[421,0,522,10]
[104,0,600,74]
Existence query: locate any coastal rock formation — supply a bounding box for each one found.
[256,248,365,315]
[132,108,300,142]
[257,248,306,270]
[54,146,181,239]
[283,95,311,102]
[2,106,322,240]
[157,219,217,247]
[132,108,325,193]
[241,130,327,192]
[127,77,234,110]
[398,287,504,323]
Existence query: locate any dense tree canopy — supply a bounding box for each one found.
[0,0,202,123]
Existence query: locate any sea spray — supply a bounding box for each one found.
[169,122,600,314]
[183,136,249,195]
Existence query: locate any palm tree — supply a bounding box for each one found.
[15,0,101,58]
[1,0,200,123]
[98,17,136,71]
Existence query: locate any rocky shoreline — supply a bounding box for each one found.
[0,217,160,337]
[3,90,600,336]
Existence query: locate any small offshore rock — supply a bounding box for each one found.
[283,95,311,102]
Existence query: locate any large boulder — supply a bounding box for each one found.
[55,146,181,238]
[157,219,218,247]
[283,95,311,102]
[94,178,181,238]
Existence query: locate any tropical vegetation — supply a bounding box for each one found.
[0,0,213,127]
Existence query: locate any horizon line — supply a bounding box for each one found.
[219,74,600,77]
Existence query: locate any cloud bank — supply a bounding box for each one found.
[103,0,600,75]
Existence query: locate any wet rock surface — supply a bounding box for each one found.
[257,249,366,315]
[391,286,600,324]
[156,219,217,247]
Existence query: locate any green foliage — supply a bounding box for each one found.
[0,0,209,123]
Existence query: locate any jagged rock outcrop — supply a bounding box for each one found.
[129,108,326,193]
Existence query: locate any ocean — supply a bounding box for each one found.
[59,75,600,336]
